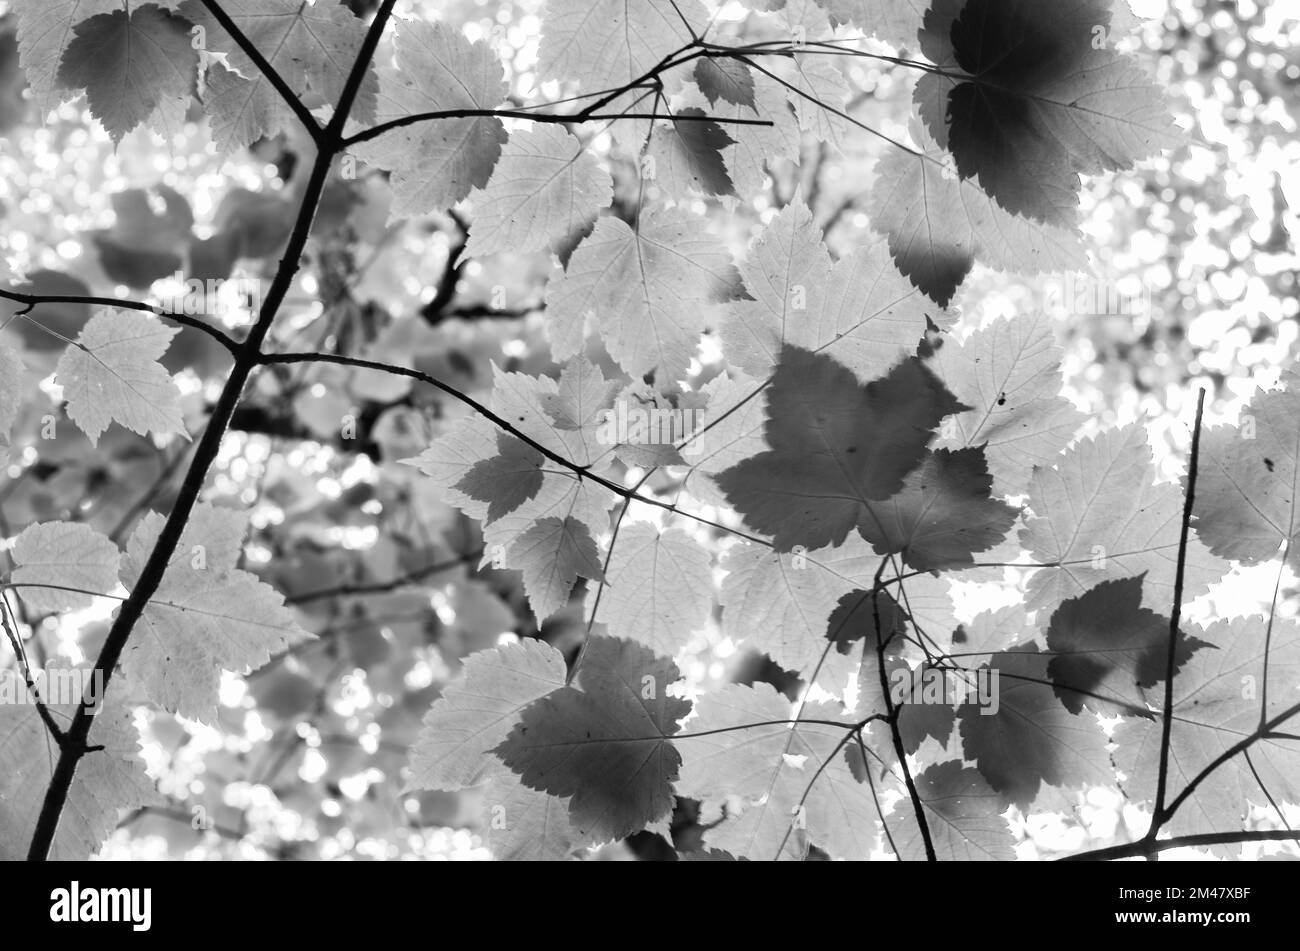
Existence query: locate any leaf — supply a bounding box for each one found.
[181,0,376,149]
[55,308,187,447]
[514,516,606,624]
[889,760,1016,861]
[719,535,879,683]
[10,521,120,614]
[676,684,875,860]
[350,19,507,217]
[646,109,735,197]
[915,0,1179,226]
[596,523,713,656]
[716,346,965,552]
[453,432,546,524]
[721,200,939,385]
[11,0,126,113]
[818,0,927,50]
[494,636,692,842]
[930,314,1084,493]
[1193,383,1300,570]
[0,339,22,462]
[0,673,161,861]
[536,357,622,474]
[1019,423,1223,619]
[403,410,615,565]
[1114,616,1300,841]
[545,206,740,379]
[55,3,196,144]
[694,57,755,109]
[866,129,1090,307]
[1045,576,1205,715]
[687,371,768,477]
[480,772,591,861]
[119,503,313,722]
[958,645,1113,809]
[407,639,568,791]
[464,126,613,258]
[537,0,704,96]
[858,447,1019,572]
[716,71,803,200]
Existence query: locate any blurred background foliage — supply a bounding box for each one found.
[0,0,1296,860]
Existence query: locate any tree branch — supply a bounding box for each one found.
[871,558,935,861]
[197,0,325,144]
[25,0,401,863]
[0,288,240,353]
[1149,388,1206,836]
[1063,829,1300,861]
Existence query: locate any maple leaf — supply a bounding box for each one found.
[1019,423,1224,620]
[11,0,154,114]
[930,314,1084,493]
[479,772,592,861]
[350,19,507,217]
[716,346,966,552]
[714,71,803,200]
[181,0,377,149]
[676,683,875,860]
[537,355,621,442]
[9,521,120,614]
[1193,383,1300,569]
[54,309,187,447]
[407,639,568,791]
[818,0,927,50]
[513,516,606,624]
[686,371,768,479]
[495,636,692,843]
[55,3,196,144]
[719,536,879,685]
[404,410,615,569]
[858,447,1019,572]
[537,0,704,97]
[119,503,313,722]
[958,645,1113,809]
[453,432,545,524]
[1044,576,1204,715]
[464,126,613,258]
[1115,616,1300,842]
[721,200,939,386]
[0,339,22,463]
[646,109,736,198]
[596,523,713,656]
[0,674,161,861]
[915,0,1179,226]
[694,58,755,109]
[889,760,1016,861]
[545,206,741,379]
[857,652,957,757]
[866,127,1090,307]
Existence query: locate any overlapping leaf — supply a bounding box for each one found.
[119,503,313,722]
[717,346,965,551]
[495,636,691,842]
[721,200,938,385]
[350,19,507,216]
[545,207,740,379]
